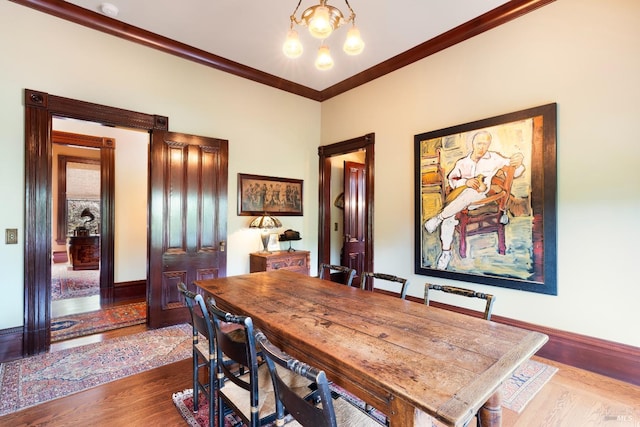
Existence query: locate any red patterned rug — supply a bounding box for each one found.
[172,359,557,426]
[0,323,191,416]
[51,301,147,342]
[51,263,100,301]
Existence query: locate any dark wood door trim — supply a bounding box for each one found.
[318,133,374,276]
[23,88,168,356]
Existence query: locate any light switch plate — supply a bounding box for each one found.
[6,228,18,244]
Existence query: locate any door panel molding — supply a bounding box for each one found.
[148,131,228,329]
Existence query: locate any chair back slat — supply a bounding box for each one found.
[361,272,409,299]
[318,263,357,287]
[424,283,495,320]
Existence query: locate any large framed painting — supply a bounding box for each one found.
[238,173,303,216]
[414,103,557,295]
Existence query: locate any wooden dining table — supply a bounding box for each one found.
[195,270,548,427]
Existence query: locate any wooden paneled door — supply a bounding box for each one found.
[148,131,228,328]
[341,161,366,287]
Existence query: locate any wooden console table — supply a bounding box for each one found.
[250,250,310,275]
[68,235,100,270]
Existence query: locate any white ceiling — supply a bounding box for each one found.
[64,0,511,91]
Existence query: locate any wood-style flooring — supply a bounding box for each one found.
[1,324,638,427]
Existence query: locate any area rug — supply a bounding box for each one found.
[0,323,191,416]
[172,359,557,426]
[51,263,100,301]
[500,358,558,413]
[51,301,147,342]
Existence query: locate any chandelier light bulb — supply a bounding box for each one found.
[283,29,303,58]
[308,6,334,39]
[343,26,365,56]
[315,45,334,70]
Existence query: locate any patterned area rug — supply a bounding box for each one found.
[172,359,557,426]
[51,263,100,301]
[0,323,191,417]
[51,301,147,342]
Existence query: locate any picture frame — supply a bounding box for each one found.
[238,174,303,216]
[267,233,280,252]
[414,103,557,295]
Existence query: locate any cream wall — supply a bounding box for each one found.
[0,1,320,330]
[321,0,640,347]
[1,0,638,349]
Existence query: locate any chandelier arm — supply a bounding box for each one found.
[344,0,356,23]
[290,0,303,26]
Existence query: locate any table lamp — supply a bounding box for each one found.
[249,214,282,253]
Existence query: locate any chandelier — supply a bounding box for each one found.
[283,0,365,71]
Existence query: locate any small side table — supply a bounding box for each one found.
[250,250,310,276]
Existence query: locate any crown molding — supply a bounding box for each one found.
[10,0,554,101]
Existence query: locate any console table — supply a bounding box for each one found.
[250,250,310,276]
[68,235,100,270]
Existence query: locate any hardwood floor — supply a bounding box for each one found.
[1,325,638,427]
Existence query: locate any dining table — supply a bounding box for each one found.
[195,270,548,427]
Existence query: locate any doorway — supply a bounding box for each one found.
[318,133,375,281]
[48,123,149,342]
[22,89,169,355]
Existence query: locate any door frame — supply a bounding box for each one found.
[317,133,374,274]
[23,88,168,355]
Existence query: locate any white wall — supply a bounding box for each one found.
[0,1,320,330]
[321,0,640,347]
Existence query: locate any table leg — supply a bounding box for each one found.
[478,390,502,427]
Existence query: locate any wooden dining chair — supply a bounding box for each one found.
[318,263,357,287]
[424,283,496,320]
[360,272,409,299]
[206,297,315,427]
[176,282,217,426]
[255,330,381,427]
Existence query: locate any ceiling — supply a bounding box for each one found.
[14,0,551,100]
[65,0,509,88]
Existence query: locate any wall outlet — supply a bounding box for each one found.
[6,228,18,244]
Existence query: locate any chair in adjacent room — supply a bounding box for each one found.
[360,272,409,299]
[424,283,495,320]
[255,330,381,427]
[318,263,357,287]
[176,282,217,426]
[207,297,315,427]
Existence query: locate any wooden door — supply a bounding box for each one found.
[341,161,366,287]
[148,131,228,328]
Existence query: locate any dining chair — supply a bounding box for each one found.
[318,263,357,287]
[206,297,315,427]
[360,272,409,299]
[176,282,217,426]
[255,330,381,427]
[424,283,495,320]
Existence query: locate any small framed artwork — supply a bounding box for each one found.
[267,233,280,252]
[414,103,557,295]
[238,174,303,216]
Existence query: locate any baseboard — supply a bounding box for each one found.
[402,292,640,386]
[113,279,146,303]
[52,251,68,263]
[0,326,23,363]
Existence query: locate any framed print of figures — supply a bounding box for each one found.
[238,174,303,216]
[414,103,557,295]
